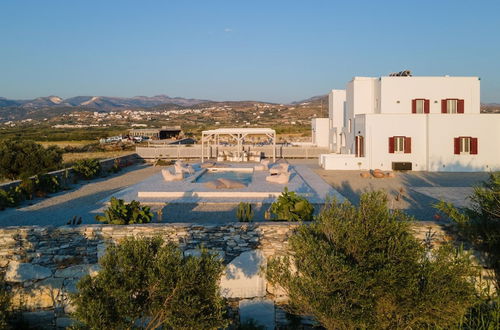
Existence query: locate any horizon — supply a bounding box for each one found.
[1,0,499,103]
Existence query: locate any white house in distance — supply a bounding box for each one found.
[319,72,500,172]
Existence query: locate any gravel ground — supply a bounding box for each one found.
[0,164,162,226]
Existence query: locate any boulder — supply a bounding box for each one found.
[5,262,52,282]
[54,264,101,279]
[220,250,266,298]
[239,299,275,330]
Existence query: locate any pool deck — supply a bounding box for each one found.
[109,163,344,205]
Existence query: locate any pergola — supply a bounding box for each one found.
[201,128,276,162]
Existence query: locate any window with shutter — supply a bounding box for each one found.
[457,99,465,113]
[470,138,478,154]
[455,136,477,154]
[404,137,411,153]
[454,138,460,155]
[388,137,395,153]
[393,136,405,153]
[424,99,430,113]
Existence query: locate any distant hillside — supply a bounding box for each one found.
[481,103,500,113]
[291,94,328,105]
[0,95,210,111]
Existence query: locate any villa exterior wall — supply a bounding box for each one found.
[311,118,329,148]
[0,222,450,329]
[321,75,499,172]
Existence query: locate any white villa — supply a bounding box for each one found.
[319,73,500,172]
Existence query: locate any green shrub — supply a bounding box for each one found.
[435,172,500,288]
[0,281,11,328]
[458,295,500,329]
[267,192,477,329]
[73,159,101,180]
[236,202,254,222]
[34,174,60,195]
[71,236,228,330]
[268,188,314,221]
[0,188,19,210]
[0,139,63,180]
[108,159,122,174]
[96,197,153,224]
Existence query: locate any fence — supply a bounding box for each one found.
[136,145,329,160]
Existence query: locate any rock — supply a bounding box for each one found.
[239,299,275,330]
[5,262,52,282]
[220,250,266,298]
[54,264,101,279]
[97,243,107,260]
[184,249,225,260]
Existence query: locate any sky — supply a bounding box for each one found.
[0,0,499,103]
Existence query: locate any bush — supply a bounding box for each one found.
[236,202,254,222]
[95,197,153,224]
[71,236,228,330]
[268,188,314,221]
[435,172,500,288]
[266,192,477,329]
[0,189,16,210]
[73,159,101,180]
[0,279,11,328]
[0,139,63,180]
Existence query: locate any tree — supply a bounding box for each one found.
[95,197,153,225]
[435,172,500,288]
[267,192,477,329]
[0,139,63,180]
[71,236,228,330]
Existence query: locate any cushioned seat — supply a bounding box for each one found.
[161,169,183,181]
[269,163,290,175]
[204,178,246,189]
[266,172,290,184]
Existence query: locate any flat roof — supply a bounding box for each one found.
[202,127,275,135]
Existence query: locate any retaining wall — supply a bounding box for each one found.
[0,153,139,193]
[0,222,450,329]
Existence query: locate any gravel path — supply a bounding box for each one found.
[0,164,162,226]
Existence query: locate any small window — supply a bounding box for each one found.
[460,137,471,154]
[415,99,425,113]
[447,99,458,114]
[394,136,405,153]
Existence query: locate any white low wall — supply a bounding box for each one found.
[319,154,369,170]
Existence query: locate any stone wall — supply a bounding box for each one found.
[0,222,450,329]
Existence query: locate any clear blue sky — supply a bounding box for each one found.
[1,0,499,103]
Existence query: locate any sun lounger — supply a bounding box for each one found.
[161,169,183,181]
[265,172,290,184]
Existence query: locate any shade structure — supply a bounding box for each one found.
[201,128,276,162]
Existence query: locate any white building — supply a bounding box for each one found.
[311,118,329,148]
[319,74,500,172]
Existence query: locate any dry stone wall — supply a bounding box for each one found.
[0,221,450,329]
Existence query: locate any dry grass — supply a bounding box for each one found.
[63,151,134,164]
[37,140,96,148]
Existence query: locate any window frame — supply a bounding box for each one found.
[394,136,405,153]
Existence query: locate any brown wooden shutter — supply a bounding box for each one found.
[441,99,447,113]
[412,99,416,113]
[389,137,395,153]
[470,137,478,154]
[424,99,430,113]
[404,137,411,153]
[454,138,460,154]
[457,99,465,113]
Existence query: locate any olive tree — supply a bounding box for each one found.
[267,192,477,329]
[71,236,228,330]
[0,139,63,180]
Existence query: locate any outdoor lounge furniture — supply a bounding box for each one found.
[201,160,217,168]
[254,159,270,171]
[174,161,194,174]
[161,169,183,181]
[265,172,290,184]
[269,163,289,175]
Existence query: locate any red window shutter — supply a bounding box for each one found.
[412,99,416,113]
[424,99,430,113]
[471,138,478,154]
[441,99,447,113]
[454,138,460,154]
[457,99,465,113]
[389,137,395,153]
[404,137,411,153]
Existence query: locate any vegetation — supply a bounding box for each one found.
[71,236,228,330]
[0,279,11,328]
[72,158,101,180]
[268,188,314,221]
[435,172,500,288]
[236,202,254,222]
[95,197,153,224]
[266,192,478,329]
[0,139,63,180]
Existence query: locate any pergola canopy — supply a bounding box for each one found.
[201,127,276,161]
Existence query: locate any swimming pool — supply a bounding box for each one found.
[195,168,253,185]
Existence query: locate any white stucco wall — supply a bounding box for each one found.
[427,114,500,171]
[328,90,346,152]
[311,118,330,148]
[379,76,480,115]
